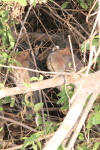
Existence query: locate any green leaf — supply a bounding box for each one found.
[49,0,53,2]
[14,59,22,66]
[0,127,3,132]
[3,0,27,6]
[46,122,53,134]
[3,96,12,104]
[32,142,37,150]
[25,114,33,120]
[80,2,88,9]
[57,84,74,110]
[57,143,65,150]
[92,38,99,47]
[1,51,8,59]
[21,132,42,150]
[10,99,15,107]
[81,36,99,52]
[36,112,43,126]
[34,103,44,112]
[31,75,43,81]
[97,57,100,67]
[0,83,4,90]
[0,10,9,22]
[31,77,39,81]
[23,82,31,88]
[0,107,3,111]
[68,63,71,68]
[33,0,36,7]
[81,41,90,52]
[61,101,69,110]
[36,140,41,150]
[38,75,43,80]
[24,97,33,107]
[7,32,15,48]
[92,111,100,125]
[2,31,9,48]
[57,97,67,105]
[62,2,68,9]
[0,21,3,32]
[93,142,100,150]
[79,133,84,140]
[87,114,94,129]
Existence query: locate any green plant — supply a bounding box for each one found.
[21,131,43,150]
[2,0,27,6]
[77,0,98,9]
[77,143,91,150]
[57,84,74,110]
[81,35,99,52]
[87,102,100,129]
[0,9,15,49]
[36,113,60,133]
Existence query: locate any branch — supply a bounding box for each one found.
[66,88,99,150]
[0,73,81,99]
[43,70,100,150]
[0,69,100,150]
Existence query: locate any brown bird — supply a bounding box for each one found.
[12,51,40,104]
[12,51,31,86]
[46,43,83,72]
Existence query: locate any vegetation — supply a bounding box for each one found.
[0,0,100,150]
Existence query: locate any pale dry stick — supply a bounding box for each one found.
[0,116,37,132]
[79,35,100,74]
[70,78,84,104]
[86,0,98,23]
[0,64,72,75]
[82,30,98,64]
[43,71,100,150]
[66,84,99,150]
[85,46,95,76]
[89,14,98,38]
[0,73,82,99]
[45,73,60,86]
[83,124,88,142]
[64,77,71,108]
[3,69,9,86]
[87,11,98,18]
[71,45,94,105]
[83,37,87,63]
[68,35,76,72]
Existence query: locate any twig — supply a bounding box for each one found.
[0,116,37,132]
[0,64,71,75]
[43,71,100,150]
[66,83,99,150]
[68,35,76,72]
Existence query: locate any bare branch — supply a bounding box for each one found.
[43,70,100,150]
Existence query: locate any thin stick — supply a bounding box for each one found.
[68,35,76,72]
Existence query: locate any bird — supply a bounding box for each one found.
[11,42,43,105]
[46,40,83,72]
